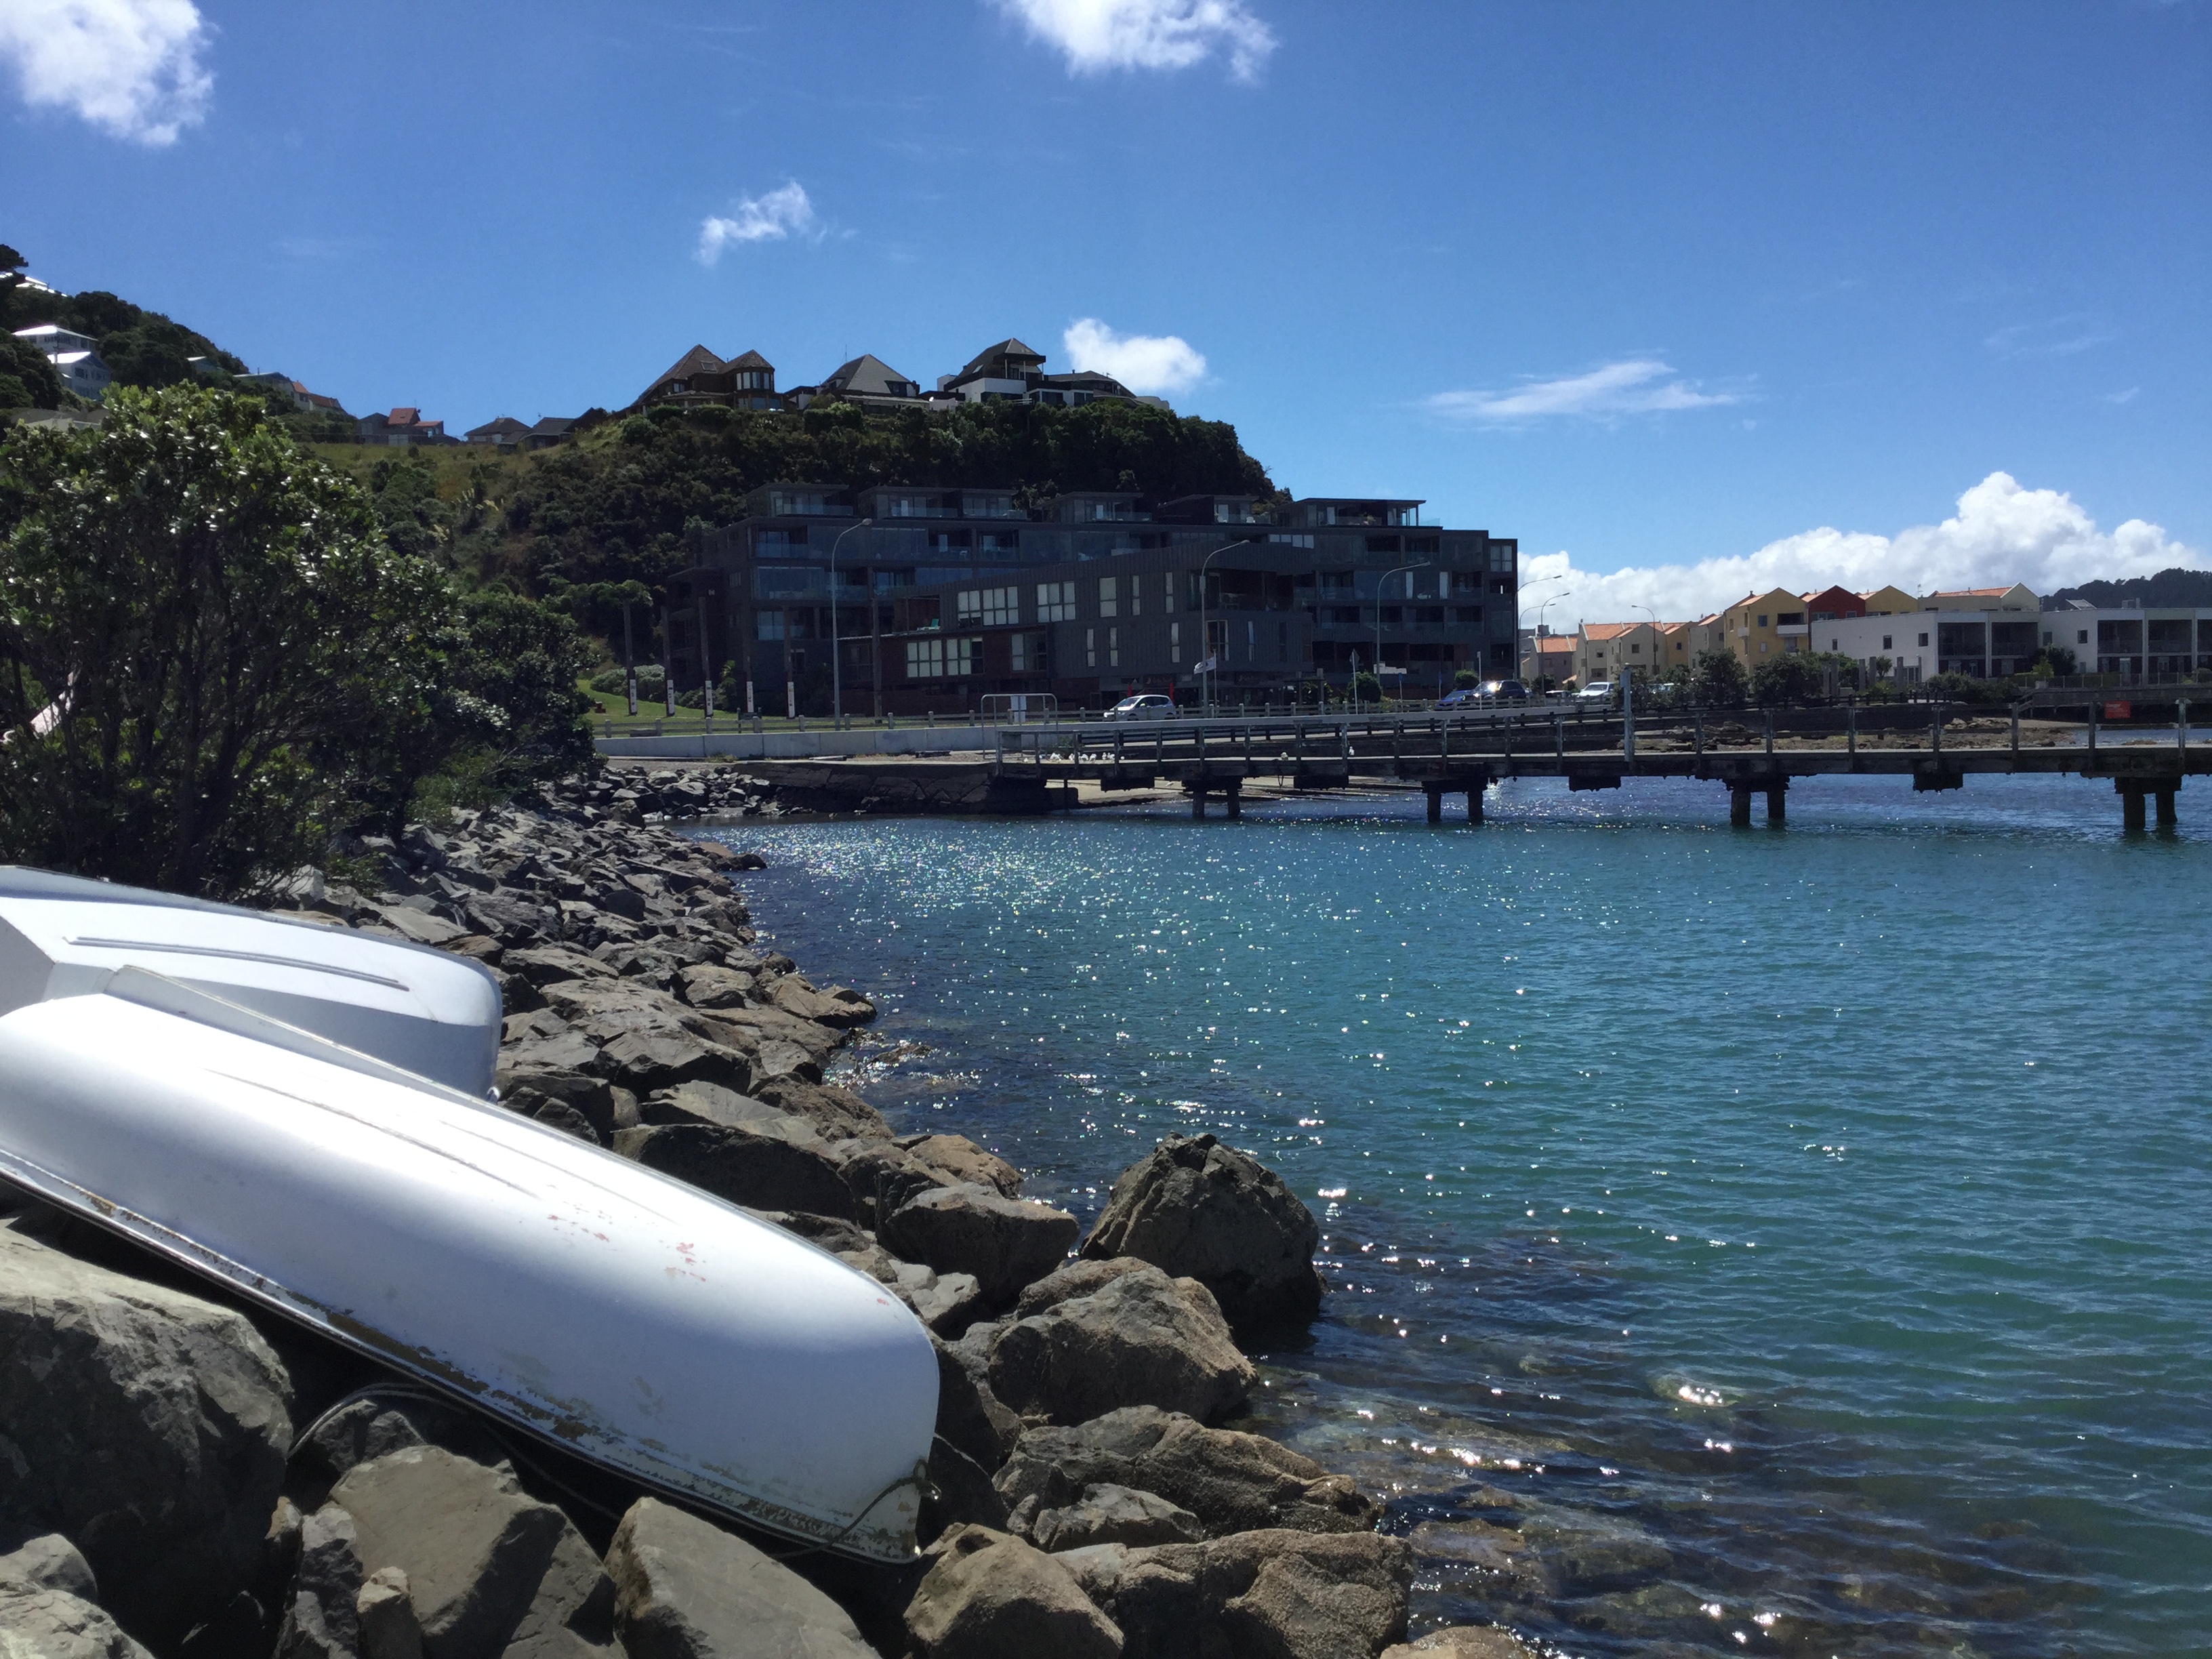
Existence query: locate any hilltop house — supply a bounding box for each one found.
[358,408,451,446]
[636,346,780,412]
[466,414,579,451]
[12,325,110,401]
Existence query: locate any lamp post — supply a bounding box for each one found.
[1632,603,1659,693]
[1372,560,1431,711]
[1533,588,1574,689]
[1195,540,1246,715]
[828,517,872,723]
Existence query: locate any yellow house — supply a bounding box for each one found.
[1574,621,1684,684]
[1655,619,1694,678]
[1715,587,1807,668]
[1858,585,1917,617]
[1574,622,1635,685]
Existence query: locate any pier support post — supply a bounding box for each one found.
[2117,781,2146,832]
[2156,787,2177,827]
[1467,781,1486,823]
[1224,782,1243,821]
[1425,783,1443,823]
[1765,780,1788,825]
[1729,783,1754,827]
[1191,788,1207,820]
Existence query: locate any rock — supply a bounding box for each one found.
[1061,1529,1410,1659]
[0,1533,98,1600]
[984,1264,1254,1425]
[1030,1486,1204,1553]
[768,976,876,1028]
[293,1393,508,1484]
[504,947,617,988]
[899,1133,1022,1197]
[903,1271,988,1338]
[878,1183,1078,1305]
[613,1122,858,1220]
[836,1143,948,1227]
[1082,1134,1324,1332]
[1519,1511,1673,1596]
[1381,1628,1543,1659]
[640,1080,801,1135]
[751,1076,891,1141]
[504,1009,571,1044]
[497,1068,619,1140]
[994,1408,1380,1538]
[1012,1257,1153,1317]
[675,963,753,1009]
[0,1580,157,1659]
[499,1029,604,1077]
[605,1496,874,1659]
[358,1567,426,1659]
[919,1334,1025,1541]
[331,1446,613,1659]
[905,1526,1122,1659]
[365,903,473,947]
[0,1227,293,1649]
[529,1099,602,1144]
[728,851,768,869]
[275,1502,365,1658]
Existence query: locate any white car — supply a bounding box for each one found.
[1104,694,1176,721]
[1574,680,1616,701]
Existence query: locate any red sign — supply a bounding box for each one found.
[2103,701,2132,720]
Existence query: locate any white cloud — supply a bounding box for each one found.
[696,182,817,264]
[0,0,210,144]
[995,0,1277,82]
[1525,472,2204,629]
[1063,317,1206,395]
[1985,314,2114,359]
[1427,359,1746,425]
[2100,386,2140,405]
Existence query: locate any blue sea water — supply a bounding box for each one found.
[699,771,2211,1657]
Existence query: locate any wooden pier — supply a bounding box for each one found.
[987,703,2206,830]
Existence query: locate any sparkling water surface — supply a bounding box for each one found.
[699,771,2211,1657]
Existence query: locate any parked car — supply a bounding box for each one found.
[1104,693,1176,721]
[1574,680,1616,701]
[1437,687,1481,709]
[1479,678,1529,702]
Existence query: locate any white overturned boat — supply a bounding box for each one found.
[0,869,937,1561]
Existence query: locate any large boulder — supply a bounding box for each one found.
[1028,1486,1204,1553]
[0,1582,155,1659]
[983,1265,1254,1425]
[897,1134,1021,1198]
[766,976,877,1029]
[994,1408,1378,1538]
[1082,1134,1323,1332]
[904,1526,1122,1659]
[604,1497,876,1659]
[274,1502,364,1659]
[612,1122,858,1220]
[748,1077,890,1142]
[329,1446,614,1659]
[878,1184,1078,1305]
[1059,1530,1411,1659]
[0,1227,293,1649]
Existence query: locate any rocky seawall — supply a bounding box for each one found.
[0,773,1535,1659]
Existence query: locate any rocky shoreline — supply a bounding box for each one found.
[0,771,1537,1659]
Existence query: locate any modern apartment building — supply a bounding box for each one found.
[672,487,1518,712]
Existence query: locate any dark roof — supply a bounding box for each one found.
[957,337,1046,381]
[466,416,530,438]
[647,345,726,388]
[529,416,575,436]
[1040,369,1134,397]
[821,354,918,398]
[725,349,773,372]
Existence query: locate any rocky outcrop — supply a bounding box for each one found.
[981,1263,1256,1425]
[0,1225,293,1650]
[905,1525,1124,1659]
[1081,1133,1324,1332]
[605,1497,876,1659]
[1028,1485,1206,1553]
[1059,1529,1412,1659]
[613,1120,859,1219]
[994,1408,1380,1539]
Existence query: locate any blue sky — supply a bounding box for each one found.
[3,0,2205,620]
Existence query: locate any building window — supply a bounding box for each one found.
[1169,621,1182,663]
[1130,577,1143,617]
[1882,634,1893,651]
[1268,533,1315,549]
[1011,632,1048,672]
[1109,626,1120,668]
[947,636,978,676]
[956,590,983,625]
[1756,615,1768,628]
[756,611,785,640]
[981,586,1019,626]
[1919,632,1930,647]
[905,638,944,678]
[1099,577,1119,618]
[1453,606,1482,626]
[1163,574,1179,613]
[2076,629,2089,645]
[1086,628,1097,669]
[1037,581,1076,622]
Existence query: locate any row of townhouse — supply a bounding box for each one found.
[665,485,1522,712]
[1533,581,2212,687]
[631,336,1171,417]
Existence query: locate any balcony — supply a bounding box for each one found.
[1776,624,1809,637]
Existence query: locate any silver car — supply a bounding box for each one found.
[1104,694,1176,721]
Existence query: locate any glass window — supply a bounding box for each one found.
[1037,581,1076,622]
[947,637,978,676]
[1086,627,1097,669]
[1163,573,1179,613]
[1130,576,1143,617]
[956,590,983,625]
[1099,577,1119,618]
[982,586,1019,626]
[1109,626,1120,668]
[756,610,785,641]
[905,638,943,678]
[1169,621,1182,663]
[1756,615,1768,628]
[1011,632,1047,672]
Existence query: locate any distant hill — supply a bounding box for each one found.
[1,244,247,394]
[2045,569,2212,609]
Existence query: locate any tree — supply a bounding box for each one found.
[0,336,64,411]
[0,386,456,896]
[1751,652,1824,705]
[1692,647,1748,706]
[2026,644,2077,678]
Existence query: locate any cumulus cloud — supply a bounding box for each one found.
[995,0,1277,82]
[696,182,817,264]
[0,0,211,144]
[1427,359,1746,424]
[1526,472,2205,628]
[1063,317,1207,395]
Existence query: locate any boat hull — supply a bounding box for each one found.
[0,982,937,1561]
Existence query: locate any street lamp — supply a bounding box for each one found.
[1195,540,1248,716]
[1371,560,1431,710]
[1532,589,1574,687]
[828,516,873,723]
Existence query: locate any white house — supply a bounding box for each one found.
[12,325,111,401]
[2038,602,2212,678]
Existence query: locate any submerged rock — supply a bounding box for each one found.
[605,1497,875,1659]
[0,1227,293,1650]
[1082,1133,1324,1332]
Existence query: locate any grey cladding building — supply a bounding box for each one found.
[674,487,1518,712]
